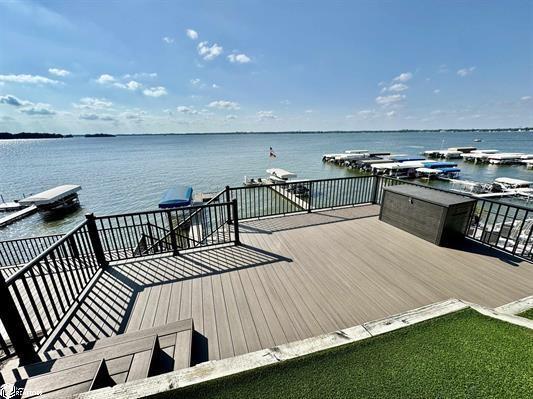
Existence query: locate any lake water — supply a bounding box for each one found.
[1,131,532,239]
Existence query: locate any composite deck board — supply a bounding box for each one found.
[46,205,533,363]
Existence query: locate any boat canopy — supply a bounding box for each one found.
[19,185,81,206]
[416,168,441,174]
[158,185,193,209]
[345,149,369,154]
[266,168,297,180]
[389,155,425,162]
[439,167,461,173]
[423,162,458,168]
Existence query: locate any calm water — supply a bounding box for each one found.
[1,131,532,239]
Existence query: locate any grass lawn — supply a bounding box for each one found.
[152,309,533,399]
[518,307,533,320]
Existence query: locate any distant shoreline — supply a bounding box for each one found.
[0,128,531,139]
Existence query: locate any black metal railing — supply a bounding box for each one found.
[0,234,63,269]
[469,199,533,259]
[0,221,102,361]
[374,176,533,260]
[228,175,377,220]
[94,195,236,262]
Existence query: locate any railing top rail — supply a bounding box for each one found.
[379,176,533,212]
[94,199,232,220]
[0,233,63,245]
[227,175,374,191]
[5,220,89,285]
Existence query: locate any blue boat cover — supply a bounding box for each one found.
[158,185,193,208]
[423,162,458,168]
[390,156,425,162]
[439,167,461,173]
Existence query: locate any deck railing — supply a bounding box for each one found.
[0,221,101,361]
[227,175,377,220]
[93,195,236,262]
[0,234,63,269]
[1,174,531,362]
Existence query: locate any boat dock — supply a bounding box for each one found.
[269,184,310,210]
[0,205,37,227]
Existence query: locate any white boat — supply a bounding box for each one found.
[345,149,369,154]
[266,168,298,182]
[493,177,532,189]
[19,184,81,212]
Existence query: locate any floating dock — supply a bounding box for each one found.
[0,202,25,212]
[0,205,37,227]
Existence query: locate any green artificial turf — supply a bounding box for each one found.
[518,307,533,320]
[152,309,533,399]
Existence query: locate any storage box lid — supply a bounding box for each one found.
[383,184,476,207]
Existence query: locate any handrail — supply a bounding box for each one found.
[5,220,89,285]
[141,189,227,255]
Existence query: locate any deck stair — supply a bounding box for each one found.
[1,319,194,398]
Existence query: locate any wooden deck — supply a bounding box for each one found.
[47,205,533,362]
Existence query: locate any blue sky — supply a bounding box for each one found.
[0,0,531,133]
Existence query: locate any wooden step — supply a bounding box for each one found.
[8,335,158,382]
[15,359,104,398]
[173,328,193,370]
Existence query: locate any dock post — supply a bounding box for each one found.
[0,273,37,363]
[167,211,179,256]
[232,199,240,245]
[225,186,232,224]
[85,213,108,269]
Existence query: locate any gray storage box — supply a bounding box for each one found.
[379,184,476,246]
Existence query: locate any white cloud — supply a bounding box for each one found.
[162,36,174,44]
[433,89,441,94]
[358,110,378,119]
[123,72,157,79]
[227,53,251,64]
[190,78,201,86]
[125,80,142,90]
[197,41,223,60]
[0,94,32,107]
[257,110,277,120]
[208,100,240,110]
[0,74,59,85]
[345,114,355,119]
[19,104,55,116]
[96,74,115,84]
[79,113,116,121]
[186,29,199,40]
[143,86,167,97]
[387,83,408,92]
[304,109,313,114]
[48,68,70,77]
[520,96,531,101]
[176,106,198,114]
[225,114,237,120]
[280,99,291,105]
[73,97,113,110]
[386,110,396,117]
[375,94,405,106]
[393,72,413,82]
[457,67,476,77]
[212,83,220,89]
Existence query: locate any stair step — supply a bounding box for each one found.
[126,336,158,383]
[173,329,193,370]
[15,359,103,398]
[9,335,157,382]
